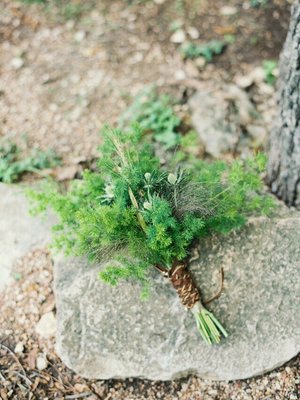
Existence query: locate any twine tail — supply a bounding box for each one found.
[168,260,228,345]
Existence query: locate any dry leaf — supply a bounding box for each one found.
[26,348,38,370]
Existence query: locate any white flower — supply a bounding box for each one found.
[143,201,152,210]
[144,172,151,181]
[167,173,177,185]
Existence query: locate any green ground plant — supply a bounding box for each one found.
[181,40,226,61]
[0,141,60,183]
[250,0,268,8]
[19,0,90,20]
[28,125,274,344]
[119,88,182,149]
[263,60,278,85]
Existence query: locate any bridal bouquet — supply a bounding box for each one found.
[29,126,273,344]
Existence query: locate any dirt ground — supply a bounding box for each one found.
[0,0,299,399]
[0,0,291,162]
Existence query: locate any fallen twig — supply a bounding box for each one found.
[65,392,93,399]
[0,343,32,386]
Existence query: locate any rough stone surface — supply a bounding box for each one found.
[0,183,54,291]
[54,205,300,381]
[188,84,261,158]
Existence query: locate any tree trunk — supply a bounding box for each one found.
[267,1,300,208]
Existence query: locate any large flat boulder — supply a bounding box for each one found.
[54,205,300,381]
[0,183,54,291]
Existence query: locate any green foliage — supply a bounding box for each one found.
[181,40,225,61]
[263,60,277,86]
[250,0,268,8]
[0,141,61,183]
[19,0,89,20]
[119,89,181,149]
[29,126,274,295]
[224,34,236,44]
[59,1,88,20]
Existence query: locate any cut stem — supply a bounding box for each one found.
[168,260,228,344]
[191,302,228,345]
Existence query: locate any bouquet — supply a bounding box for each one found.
[29,126,273,344]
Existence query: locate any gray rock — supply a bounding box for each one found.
[54,205,300,381]
[0,183,54,291]
[189,84,262,158]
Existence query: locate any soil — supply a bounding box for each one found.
[0,0,291,164]
[0,0,299,399]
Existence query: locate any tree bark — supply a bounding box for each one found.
[267,1,300,208]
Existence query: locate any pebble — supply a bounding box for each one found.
[10,57,24,70]
[195,57,207,68]
[251,66,265,84]
[14,342,24,354]
[258,82,275,95]
[74,31,86,42]
[247,124,268,144]
[235,74,254,88]
[174,69,186,80]
[220,6,238,16]
[187,26,199,39]
[35,312,56,339]
[36,354,48,371]
[170,30,186,44]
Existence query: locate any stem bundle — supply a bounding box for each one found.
[168,260,228,344]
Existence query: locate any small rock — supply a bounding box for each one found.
[74,31,86,42]
[69,106,82,121]
[36,354,48,371]
[170,29,186,44]
[195,57,206,68]
[235,74,254,89]
[174,69,186,80]
[10,57,24,70]
[35,312,56,339]
[258,83,275,95]
[189,85,239,157]
[251,67,265,84]
[235,67,270,89]
[14,342,24,354]
[154,0,165,3]
[187,26,199,39]
[225,84,256,125]
[247,124,268,145]
[220,6,238,16]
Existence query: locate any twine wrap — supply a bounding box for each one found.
[168,260,200,309]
